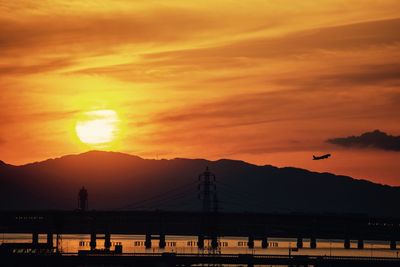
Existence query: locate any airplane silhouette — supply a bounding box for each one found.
[313,154,331,160]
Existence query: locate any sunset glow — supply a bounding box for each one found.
[1,1,400,185]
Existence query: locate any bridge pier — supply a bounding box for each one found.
[357,239,364,249]
[159,234,166,249]
[145,233,152,249]
[297,237,303,249]
[344,238,350,249]
[104,233,111,250]
[211,236,218,249]
[248,236,254,249]
[47,233,53,247]
[32,233,39,245]
[197,235,204,249]
[90,233,96,250]
[310,237,317,249]
[261,237,268,249]
[390,240,397,250]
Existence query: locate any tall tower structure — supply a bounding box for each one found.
[78,186,88,211]
[198,167,218,213]
[198,167,220,257]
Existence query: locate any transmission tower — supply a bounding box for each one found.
[78,186,88,211]
[198,167,221,260]
[198,167,218,213]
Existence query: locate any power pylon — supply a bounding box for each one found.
[198,166,221,262]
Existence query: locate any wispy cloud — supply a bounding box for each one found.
[0,8,218,54]
[142,18,400,60]
[0,59,74,76]
[68,18,400,94]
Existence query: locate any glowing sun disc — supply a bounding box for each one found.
[76,110,119,145]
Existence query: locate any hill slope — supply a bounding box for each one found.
[0,151,398,216]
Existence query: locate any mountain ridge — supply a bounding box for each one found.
[1,150,392,187]
[0,150,398,216]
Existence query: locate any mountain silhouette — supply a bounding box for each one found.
[0,151,399,216]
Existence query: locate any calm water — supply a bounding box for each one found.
[1,234,399,258]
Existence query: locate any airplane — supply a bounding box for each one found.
[313,154,331,160]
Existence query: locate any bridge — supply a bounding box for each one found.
[1,168,400,266]
[1,210,399,251]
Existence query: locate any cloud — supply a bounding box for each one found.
[327,130,400,151]
[69,17,400,89]
[0,59,74,76]
[131,89,391,157]
[143,18,400,61]
[0,7,237,57]
[318,63,400,86]
[0,109,81,126]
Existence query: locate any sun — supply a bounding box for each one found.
[75,110,119,146]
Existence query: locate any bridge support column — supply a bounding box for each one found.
[390,240,397,250]
[32,233,39,245]
[357,239,364,249]
[344,238,350,249]
[104,233,111,250]
[145,233,152,249]
[297,237,303,249]
[90,233,96,250]
[159,234,166,249]
[47,233,53,247]
[56,234,61,253]
[310,237,317,249]
[197,235,204,249]
[211,236,218,249]
[261,237,268,249]
[248,236,254,249]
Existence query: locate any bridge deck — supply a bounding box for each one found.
[1,210,399,241]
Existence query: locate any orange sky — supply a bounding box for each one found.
[1,1,400,185]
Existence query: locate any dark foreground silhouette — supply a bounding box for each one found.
[0,151,399,216]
